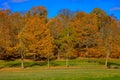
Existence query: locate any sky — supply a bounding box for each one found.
[0,0,120,19]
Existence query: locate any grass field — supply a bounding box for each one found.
[0,58,120,80]
[0,68,120,80]
[0,58,120,68]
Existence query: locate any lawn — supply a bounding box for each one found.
[0,68,120,80]
[0,58,120,68]
[0,58,120,80]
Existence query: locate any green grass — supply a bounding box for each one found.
[0,68,120,80]
[0,58,120,80]
[0,58,120,68]
[0,59,104,68]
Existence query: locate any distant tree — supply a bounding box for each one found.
[59,9,75,19]
[29,6,47,17]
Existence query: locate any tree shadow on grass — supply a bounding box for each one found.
[98,61,120,69]
[0,66,4,69]
[3,61,48,68]
[24,61,47,68]
[4,62,21,67]
[88,60,120,69]
[49,62,60,66]
[107,62,120,69]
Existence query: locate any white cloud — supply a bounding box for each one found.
[110,7,120,11]
[11,0,28,3]
[0,0,28,10]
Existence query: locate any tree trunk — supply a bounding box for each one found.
[86,45,88,58]
[20,38,24,69]
[48,56,50,68]
[21,52,24,69]
[33,53,36,62]
[66,53,69,67]
[105,47,110,68]
[57,51,60,60]
[105,33,112,68]
[66,57,69,67]
[66,33,69,67]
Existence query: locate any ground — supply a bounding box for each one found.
[0,68,120,80]
[0,58,120,80]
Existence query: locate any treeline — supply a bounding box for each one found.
[0,6,120,61]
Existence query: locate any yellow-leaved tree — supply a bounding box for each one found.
[18,6,53,68]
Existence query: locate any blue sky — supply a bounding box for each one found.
[0,0,120,19]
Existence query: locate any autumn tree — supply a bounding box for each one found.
[91,8,120,67]
[47,17,64,59]
[70,12,98,58]
[9,12,26,58]
[0,6,120,69]
[0,10,12,59]
[103,17,120,66]
[58,9,75,67]
[59,9,75,19]
[91,8,107,31]
[18,6,53,68]
[111,21,120,58]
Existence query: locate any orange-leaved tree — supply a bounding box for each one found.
[18,6,53,68]
[70,12,98,57]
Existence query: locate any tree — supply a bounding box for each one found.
[59,27,75,67]
[91,8,116,67]
[112,21,120,58]
[29,6,47,18]
[70,12,98,57]
[57,12,74,67]
[91,8,106,31]
[100,16,117,67]
[47,17,64,59]
[19,13,53,68]
[0,10,12,59]
[59,9,75,19]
